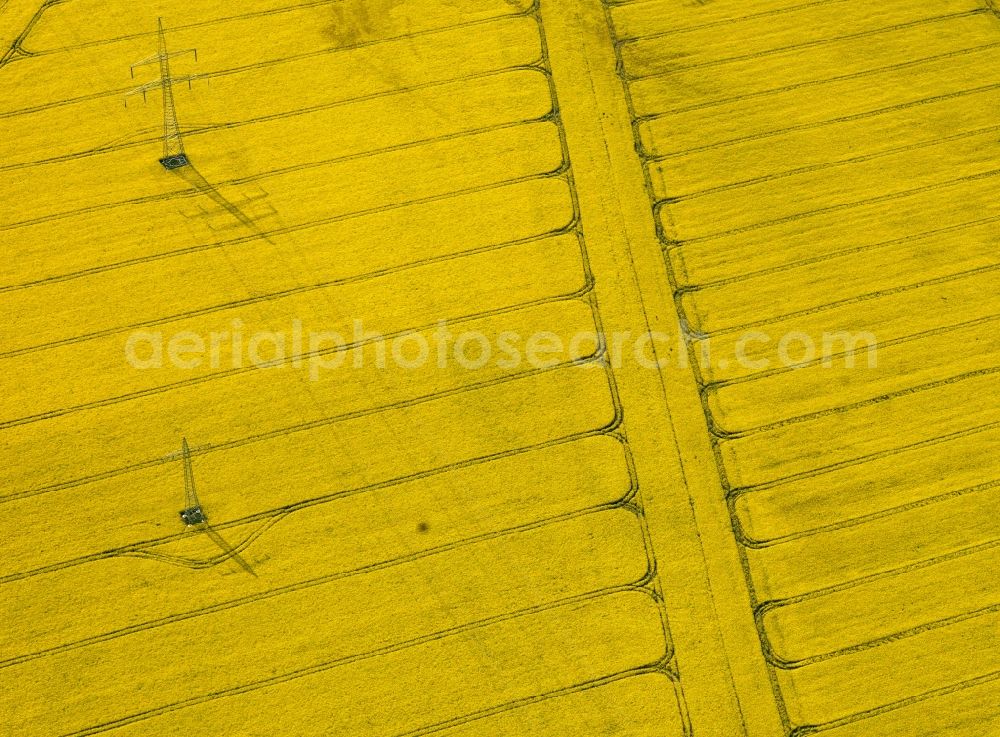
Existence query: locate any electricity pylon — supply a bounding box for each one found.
[126,17,197,169]
[177,438,258,577]
[179,437,206,526]
[125,20,276,242]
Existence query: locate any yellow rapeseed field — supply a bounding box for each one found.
[2,0,998,735]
